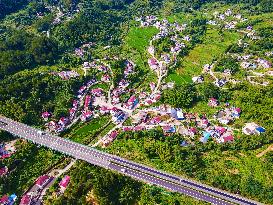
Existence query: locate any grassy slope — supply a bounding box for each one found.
[170,28,241,85]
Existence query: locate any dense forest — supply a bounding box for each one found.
[0,0,273,204]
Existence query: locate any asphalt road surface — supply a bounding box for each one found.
[0,116,261,205]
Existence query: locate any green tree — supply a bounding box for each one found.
[161,84,197,108]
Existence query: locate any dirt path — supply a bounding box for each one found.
[256,144,273,158]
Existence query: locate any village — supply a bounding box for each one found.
[0,8,270,205]
[40,12,267,149]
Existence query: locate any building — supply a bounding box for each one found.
[41,112,51,121]
[80,110,93,122]
[150,116,161,124]
[162,126,176,134]
[123,127,134,132]
[20,195,31,205]
[0,167,8,177]
[124,96,138,110]
[100,106,110,115]
[192,76,204,84]
[58,117,69,127]
[0,195,9,205]
[8,194,17,205]
[36,175,50,189]
[78,86,87,94]
[148,58,159,70]
[200,132,211,143]
[84,95,92,109]
[223,135,234,143]
[208,98,219,107]
[242,123,266,135]
[59,175,70,192]
[91,88,103,97]
[101,74,111,82]
[171,109,185,120]
[231,107,241,118]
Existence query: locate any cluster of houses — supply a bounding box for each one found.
[143,17,190,78]
[112,96,261,146]
[43,79,99,132]
[19,175,54,205]
[239,56,272,70]
[0,142,16,159]
[0,194,17,205]
[51,70,80,80]
[209,9,247,29]
[74,42,94,58]
[19,174,70,205]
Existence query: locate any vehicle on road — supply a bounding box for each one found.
[0,121,8,126]
[37,131,46,135]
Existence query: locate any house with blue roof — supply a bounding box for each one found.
[200,132,211,143]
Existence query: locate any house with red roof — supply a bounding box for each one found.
[124,96,138,110]
[58,117,69,127]
[0,167,8,177]
[0,195,9,205]
[208,98,219,107]
[150,116,161,124]
[78,86,87,94]
[80,110,93,122]
[46,121,59,132]
[109,131,118,140]
[35,175,50,189]
[102,131,119,147]
[188,127,197,137]
[232,107,241,118]
[72,100,79,108]
[84,95,92,109]
[100,106,110,115]
[59,175,70,191]
[41,112,51,121]
[123,127,134,132]
[145,99,153,106]
[101,74,111,82]
[134,126,145,131]
[20,195,31,205]
[162,126,176,134]
[198,119,210,129]
[215,127,227,135]
[154,94,161,101]
[148,58,159,70]
[223,135,234,143]
[91,88,103,97]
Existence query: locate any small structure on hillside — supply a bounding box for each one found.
[20,195,31,205]
[208,98,219,107]
[59,175,71,192]
[242,123,265,135]
[36,175,50,189]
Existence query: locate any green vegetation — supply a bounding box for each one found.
[0,141,62,196]
[68,116,110,143]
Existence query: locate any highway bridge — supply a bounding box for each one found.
[0,116,261,205]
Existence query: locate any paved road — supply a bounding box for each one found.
[0,116,261,205]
